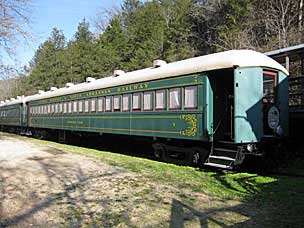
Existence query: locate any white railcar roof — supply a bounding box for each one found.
[1,50,288,106]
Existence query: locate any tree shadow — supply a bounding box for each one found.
[168,172,304,228]
[0,154,127,228]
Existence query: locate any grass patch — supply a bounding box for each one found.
[19,135,304,201]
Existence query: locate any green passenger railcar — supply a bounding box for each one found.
[0,50,290,169]
[28,74,212,141]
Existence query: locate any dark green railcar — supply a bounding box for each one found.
[0,50,289,169]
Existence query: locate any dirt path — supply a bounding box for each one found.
[0,134,256,228]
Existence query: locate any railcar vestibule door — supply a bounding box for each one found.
[209,69,234,141]
[234,68,263,143]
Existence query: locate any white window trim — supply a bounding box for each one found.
[169,88,181,110]
[132,93,141,111]
[184,86,198,109]
[105,96,112,112]
[122,94,130,112]
[143,91,153,111]
[98,97,104,112]
[113,95,121,111]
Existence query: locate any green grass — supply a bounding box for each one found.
[21,135,304,201]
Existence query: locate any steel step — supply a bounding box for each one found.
[213,147,237,153]
[204,162,233,170]
[209,155,235,161]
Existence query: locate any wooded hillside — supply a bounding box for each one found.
[3,0,304,98]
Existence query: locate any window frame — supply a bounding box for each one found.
[90,98,97,113]
[122,94,130,112]
[84,99,90,113]
[105,96,112,112]
[183,86,198,110]
[113,95,121,112]
[132,93,142,111]
[68,101,72,113]
[155,89,166,110]
[63,102,67,114]
[168,87,181,110]
[143,91,153,111]
[78,100,83,113]
[97,97,104,112]
[73,100,78,113]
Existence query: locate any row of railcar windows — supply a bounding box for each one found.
[30,86,198,115]
[0,109,18,117]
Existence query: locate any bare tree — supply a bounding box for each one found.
[265,0,299,48]
[93,5,121,34]
[0,0,32,57]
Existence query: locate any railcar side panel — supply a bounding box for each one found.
[28,74,211,141]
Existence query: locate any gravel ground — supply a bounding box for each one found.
[0,134,251,228]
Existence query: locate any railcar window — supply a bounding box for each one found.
[63,102,67,113]
[84,100,89,113]
[263,71,277,103]
[54,104,58,113]
[45,105,49,114]
[73,101,78,113]
[122,94,130,111]
[91,98,96,112]
[68,102,72,113]
[132,93,141,111]
[45,105,48,114]
[143,92,153,111]
[155,90,166,110]
[59,103,62,113]
[78,100,83,113]
[113,95,121,111]
[105,96,112,112]
[184,86,198,109]
[48,105,51,114]
[97,97,104,112]
[169,88,181,110]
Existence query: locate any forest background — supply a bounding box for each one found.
[0,0,303,99]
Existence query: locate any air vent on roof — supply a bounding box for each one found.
[38,90,45,94]
[0,101,4,104]
[10,98,16,101]
[86,77,96,83]
[114,70,125,77]
[50,87,58,91]
[65,83,74,87]
[153,60,167,68]
[5,100,10,102]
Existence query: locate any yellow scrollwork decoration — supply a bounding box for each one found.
[180,114,197,137]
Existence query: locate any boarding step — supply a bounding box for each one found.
[208,155,235,161]
[213,147,237,153]
[204,162,233,170]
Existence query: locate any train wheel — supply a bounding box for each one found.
[191,147,209,167]
[152,143,167,161]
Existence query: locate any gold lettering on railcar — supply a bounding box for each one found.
[66,121,83,125]
[180,114,197,137]
[117,83,148,93]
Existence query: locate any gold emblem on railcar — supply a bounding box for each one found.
[180,114,197,137]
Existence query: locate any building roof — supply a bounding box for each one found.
[265,43,304,62]
[1,49,288,107]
